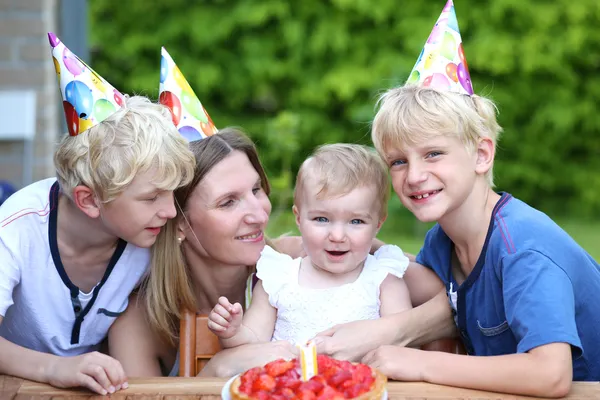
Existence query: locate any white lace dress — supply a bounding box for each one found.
[256,245,409,346]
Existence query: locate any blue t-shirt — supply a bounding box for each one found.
[416,193,600,381]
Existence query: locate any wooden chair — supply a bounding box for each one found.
[178,309,466,377]
[179,310,222,377]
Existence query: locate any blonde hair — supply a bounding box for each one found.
[294,143,390,219]
[143,128,273,345]
[54,95,195,203]
[371,84,503,187]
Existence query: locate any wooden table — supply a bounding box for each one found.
[2,375,599,399]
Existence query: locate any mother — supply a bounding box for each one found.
[109,127,444,377]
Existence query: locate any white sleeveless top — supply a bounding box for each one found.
[257,245,409,346]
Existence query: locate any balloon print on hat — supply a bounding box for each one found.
[159,47,218,142]
[159,91,182,126]
[178,126,202,142]
[48,32,125,136]
[62,47,84,76]
[160,55,169,84]
[406,0,473,95]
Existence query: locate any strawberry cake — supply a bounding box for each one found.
[230,355,387,400]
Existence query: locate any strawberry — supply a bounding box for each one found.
[265,359,296,377]
[277,376,302,390]
[278,387,296,399]
[344,383,369,398]
[316,385,345,400]
[299,377,324,393]
[252,374,276,392]
[284,367,301,380]
[322,365,340,380]
[352,364,373,383]
[317,354,335,370]
[297,389,317,400]
[239,383,252,394]
[241,367,262,384]
[327,370,352,387]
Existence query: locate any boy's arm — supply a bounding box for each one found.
[403,261,444,307]
[314,289,456,361]
[379,275,412,316]
[220,281,277,348]
[425,343,572,397]
[0,316,127,395]
[108,293,165,377]
[365,342,571,398]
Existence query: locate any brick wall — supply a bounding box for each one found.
[0,0,60,190]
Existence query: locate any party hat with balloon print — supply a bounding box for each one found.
[406,0,473,95]
[48,32,126,136]
[159,47,218,142]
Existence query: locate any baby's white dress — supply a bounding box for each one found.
[256,245,409,346]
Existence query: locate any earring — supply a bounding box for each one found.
[177,237,183,245]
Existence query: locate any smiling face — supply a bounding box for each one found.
[385,135,482,223]
[98,168,177,248]
[294,180,383,277]
[181,150,272,266]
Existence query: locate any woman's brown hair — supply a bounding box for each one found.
[141,127,271,345]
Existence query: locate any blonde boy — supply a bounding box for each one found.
[0,75,194,395]
[362,83,600,395]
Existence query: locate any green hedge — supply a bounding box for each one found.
[90,0,600,218]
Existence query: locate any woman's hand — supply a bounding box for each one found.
[200,340,299,377]
[311,318,396,362]
[363,345,427,381]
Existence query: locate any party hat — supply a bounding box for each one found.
[159,47,218,142]
[48,32,126,136]
[406,0,473,95]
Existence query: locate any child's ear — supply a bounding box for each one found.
[72,185,101,218]
[292,205,301,227]
[475,137,495,175]
[376,215,387,231]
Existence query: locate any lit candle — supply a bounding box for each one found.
[298,341,318,381]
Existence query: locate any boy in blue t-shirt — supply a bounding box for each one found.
[364,67,600,398]
[361,1,600,396]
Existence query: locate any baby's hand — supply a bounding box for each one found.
[207,296,244,339]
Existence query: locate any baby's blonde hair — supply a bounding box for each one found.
[294,143,390,219]
[372,84,503,187]
[54,96,195,203]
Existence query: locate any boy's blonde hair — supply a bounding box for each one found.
[54,95,195,203]
[294,143,390,219]
[371,84,503,187]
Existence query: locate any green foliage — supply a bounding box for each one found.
[89,0,600,218]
